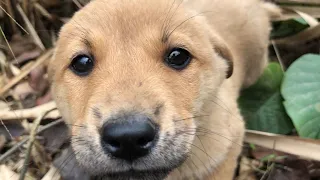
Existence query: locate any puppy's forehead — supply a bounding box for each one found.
[59,0,196,48]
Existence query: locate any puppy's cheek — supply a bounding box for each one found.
[51,83,73,125]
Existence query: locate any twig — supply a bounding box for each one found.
[0,49,53,96]
[276,2,320,7]
[3,0,17,33]
[0,138,28,164]
[34,3,53,20]
[0,119,63,164]
[72,0,83,8]
[0,101,60,120]
[16,4,45,50]
[273,24,320,45]
[245,130,320,162]
[0,5,28,34]
[19,109,55,180]
[22,0,29,16]
[0,26,17,64]
[271,40,286,71]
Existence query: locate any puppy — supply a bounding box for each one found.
[49,0,280,179]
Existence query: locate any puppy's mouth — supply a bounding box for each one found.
[72,112,194,179]
[93,168,171,180]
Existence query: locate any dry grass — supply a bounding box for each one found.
[0,0,319,179]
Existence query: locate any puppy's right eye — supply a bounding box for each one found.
[70,55,94,76]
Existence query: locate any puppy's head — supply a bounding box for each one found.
[49,0,233,179]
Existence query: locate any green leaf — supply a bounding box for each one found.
[271,18,309,39]
[281,54,320,139]
[238,63,294,134]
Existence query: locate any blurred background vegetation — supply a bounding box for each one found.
[0,0,319,179]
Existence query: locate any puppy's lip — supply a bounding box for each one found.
[99,168,171,179]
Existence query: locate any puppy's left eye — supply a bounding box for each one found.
[69,54,94,76]
[165,48,191,70]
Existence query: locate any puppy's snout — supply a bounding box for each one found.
[101,114,158,161]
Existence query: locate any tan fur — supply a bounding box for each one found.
[49,0,279,179]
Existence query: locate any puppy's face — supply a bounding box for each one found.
[50,0,233,179]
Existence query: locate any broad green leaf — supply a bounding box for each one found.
[281,54,320,139]
[271,18,309,39]
[239,63,294,134]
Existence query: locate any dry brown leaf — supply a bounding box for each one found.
[12,81,35,100]
[29,64,49,93]
[14,49,41,65]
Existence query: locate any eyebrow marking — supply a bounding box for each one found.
[154,104,164,116]
[83,39,93,49]
[92,107,102,119]
[162,30,170,43]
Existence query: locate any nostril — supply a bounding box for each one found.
[137,137,153,148]
[107,140,121,149]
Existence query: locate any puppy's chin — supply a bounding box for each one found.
[93,169,170,180]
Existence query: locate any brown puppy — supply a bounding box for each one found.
[49,0,280,179]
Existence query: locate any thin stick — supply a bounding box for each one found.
[0,5,28,34]
[16,4,45,50]
[72,0,83,8]
[271,40,286,72]
[3,0,17,33]
[0,26,17,64]
[34,3,53,20]
[245,130,320,162]
[0,49,53,96]
[19,110,54,180]
[0,119,63,163]
[0,101,60,120]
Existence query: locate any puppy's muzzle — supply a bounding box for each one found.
[101,114,158,161]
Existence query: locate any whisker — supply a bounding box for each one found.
[173,114,209,123]
[167,11,214,39]
[65,123,87,128]
[161,0,177,41]
[162,0,185,42]
[52,151,79,180]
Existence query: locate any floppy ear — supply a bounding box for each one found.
[210,34,234,79]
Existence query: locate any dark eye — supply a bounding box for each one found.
[165,48,191,70]
[70,54,94,76]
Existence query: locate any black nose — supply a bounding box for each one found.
[101,114,158,161]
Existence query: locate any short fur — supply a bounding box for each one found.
[49,0,280,179]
